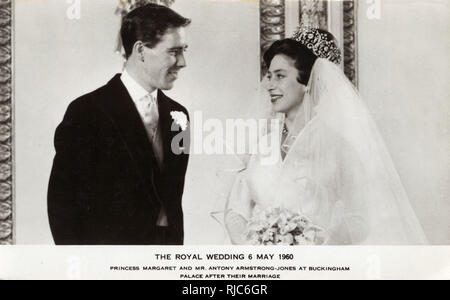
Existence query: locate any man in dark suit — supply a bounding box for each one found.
[48,4,191,245]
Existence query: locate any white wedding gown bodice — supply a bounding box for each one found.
[226,128,356,245]
[229,132,330,224]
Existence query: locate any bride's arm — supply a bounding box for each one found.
[224,211,249,245]
[224,173,254,245]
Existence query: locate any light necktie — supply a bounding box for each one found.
[139,94,168,227]
[140,94,159,140]
[140,94,164,168]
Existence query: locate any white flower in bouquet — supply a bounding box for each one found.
[261,229,274,243]
[279,233,294,246]
[280,221,297,235]
[245,206,325,245]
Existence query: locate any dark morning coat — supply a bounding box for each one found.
[48,74,190,245]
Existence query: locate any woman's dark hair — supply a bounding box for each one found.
[263,39,318,85]
[120,3,191,59]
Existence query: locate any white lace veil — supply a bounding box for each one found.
[281,58,428,244]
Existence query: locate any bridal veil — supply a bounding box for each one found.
[278,58,428,244]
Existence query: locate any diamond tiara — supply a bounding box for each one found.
[291,26,342,65]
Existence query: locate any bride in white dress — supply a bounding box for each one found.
[224,27,428,245]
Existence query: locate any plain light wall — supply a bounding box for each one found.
[14,0,260,244]
[358,0,450,244]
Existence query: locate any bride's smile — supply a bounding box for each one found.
[265,54,307,117]
[269,94,283,104]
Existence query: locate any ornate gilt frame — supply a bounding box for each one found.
[342,0,358,86]
[260,0,286,76]
[0,0,12,245]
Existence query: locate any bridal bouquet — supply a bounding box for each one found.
[245,207,325,245]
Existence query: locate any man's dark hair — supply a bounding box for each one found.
[120,3,191,59]
[263,39,318,85]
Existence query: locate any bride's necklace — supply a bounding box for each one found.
[282,124,289,135]
[281,124,290,158]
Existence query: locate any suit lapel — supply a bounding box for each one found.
[98,75,161,192]
[158,90,179,173]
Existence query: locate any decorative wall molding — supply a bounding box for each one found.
[260,0,285,76]
[343,0,358,87]
[0,0,13,245]
[299,0,328,30]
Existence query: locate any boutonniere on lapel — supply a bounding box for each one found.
[170,111,188,131]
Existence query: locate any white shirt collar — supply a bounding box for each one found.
[120,70,158,103]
